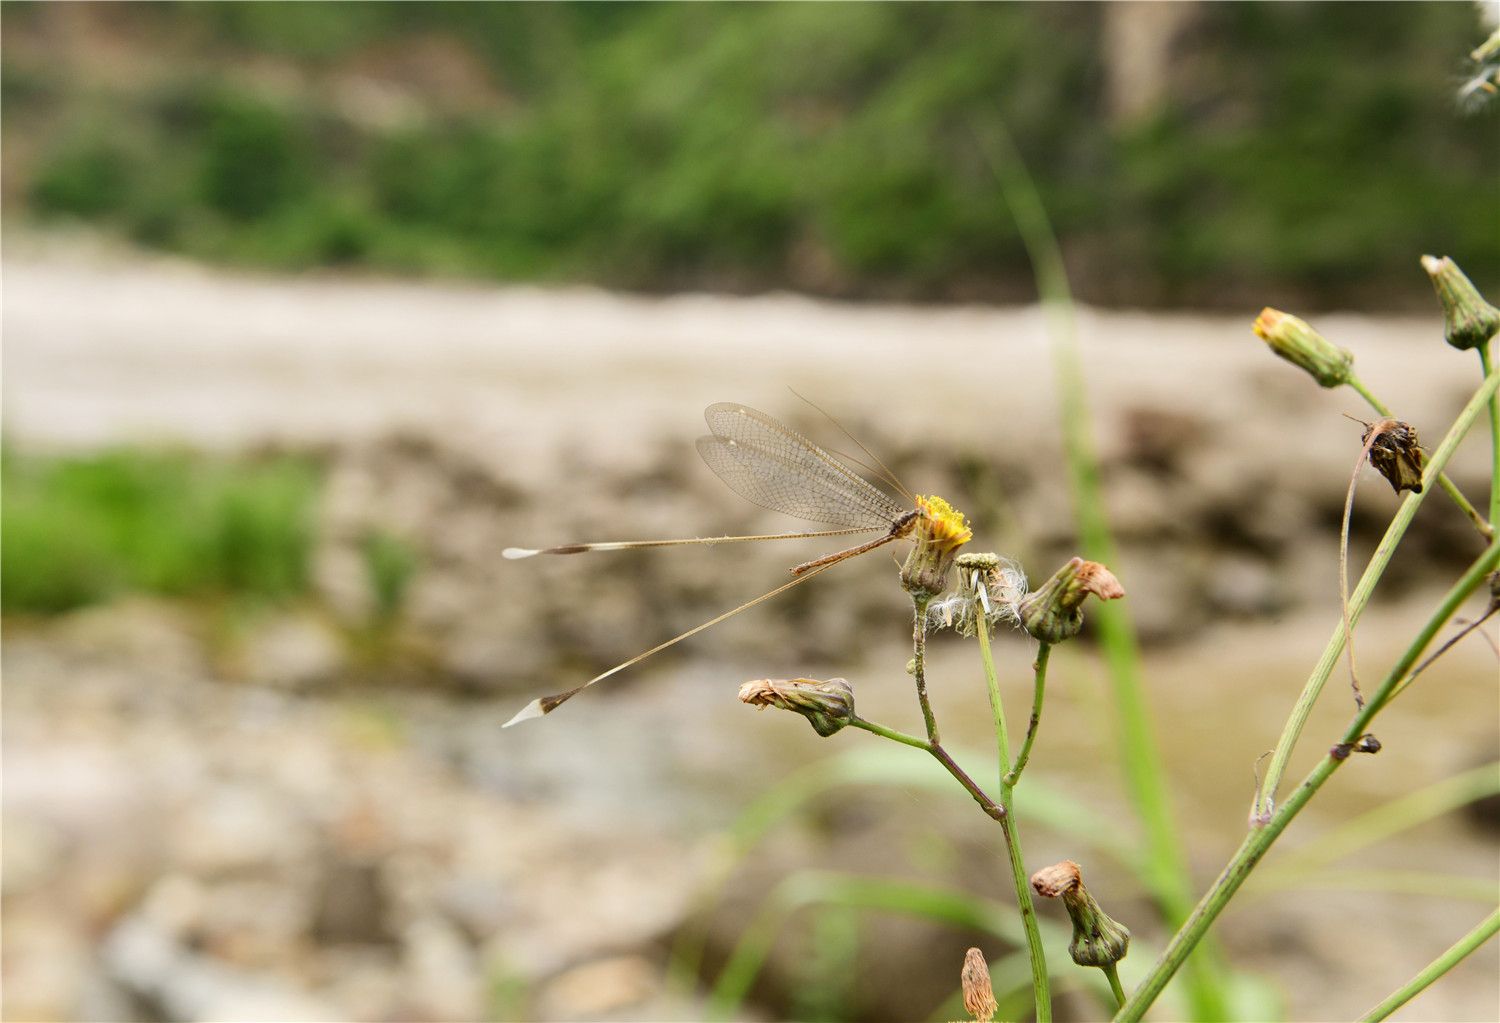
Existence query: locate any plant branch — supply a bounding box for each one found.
[1359,907,1500,1022]
[976,616,1052,1023]
[911,596,940,745]
[1255,362,1500,822]
[1346,373,1493,540]
[1117,536,1500,1020]
[1480,345,1500,529]
[1102,962,1127,1010]
[1005,642,1052,787]
[848,717,1008,824]
[978,121,1230,1019]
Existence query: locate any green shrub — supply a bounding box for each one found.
[1,450,321,615]
[30,131,136,218]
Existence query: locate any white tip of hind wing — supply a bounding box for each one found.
[503,698,547,727]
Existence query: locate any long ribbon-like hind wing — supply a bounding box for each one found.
[503,557,840,726]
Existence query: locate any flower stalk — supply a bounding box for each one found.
[1031,860,1131,1009]
[975,614,1052,1023]
[1004,643,1051,788]
[1119,536,1500,1020]
[1254,361,1500,822]
[1359,907,1500,1023]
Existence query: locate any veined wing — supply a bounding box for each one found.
[698,403,909,529]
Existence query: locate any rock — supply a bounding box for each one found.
[237,612,347,691]
[1204,553,1282,617]
[399,915,483,1021]
[312,856,393,946]
[167,783,310,878]
[534,954,661,1020]
[103,913,338,1022]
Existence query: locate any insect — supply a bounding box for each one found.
[502,401,939,725]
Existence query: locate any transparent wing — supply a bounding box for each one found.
[696,403,908,528]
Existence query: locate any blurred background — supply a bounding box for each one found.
[3,3,1497,1021]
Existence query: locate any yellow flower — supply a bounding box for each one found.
[901,494,972,597]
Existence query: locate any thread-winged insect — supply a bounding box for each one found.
[502,401,961,725]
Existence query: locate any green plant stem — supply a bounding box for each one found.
[1117,537,1500,1021]
[1480,345,1500,528]
[1005,643,1051,787]
[848,717,1007,824]
[976,617,1051,1023]
[979,122,1228,1020]
[1256,761,1500,883]
[1359,907,1500,1022]
[1101,963,1127,1010]
[1255,362,1500,822]
[1346,373,1493,540]
[911,595,940,745]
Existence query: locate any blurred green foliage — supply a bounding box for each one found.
[362,530,417,625]
[1,450,321,614]
[3,2,1495,306]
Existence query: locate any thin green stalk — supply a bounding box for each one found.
[1117,537,1500,1021]
[979,122,1228,1020]
[976,617,1052,1023]
[1480,345,1500,527]
[1359,907,1500,1022]
[849,716,1007,825]
[1255,362,1500,822]
[1005,643,1051,788]
[1346,373,1492,540]
[912,596,940,745]
[1255,760,1500,882]
[978,616,1013,773]
[1101,963,1127,1010]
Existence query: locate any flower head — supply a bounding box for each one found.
[1030,859,1130,969]
[929,551,1028,635]
[1361,418,1426,495]
[1421,255,1500,351]
[960,947,997,1023]
[1018,557,1125,644]
[900,494,972,597]
[738,676,855,736]
[1253,308,1354,388]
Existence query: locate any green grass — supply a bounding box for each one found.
[1,449,322,614]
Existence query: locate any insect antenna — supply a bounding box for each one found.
[789,386,915,502]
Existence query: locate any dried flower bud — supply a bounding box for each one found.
[1331,732,1381,760]
[1018,557,1125,645]
[1421,255,1500,351]
[900,495,973,598]
[738,677,854,736]
[1361,418,1426,494]
[1030,859,1083,898]
[1030,859,1130,969]
[1253,308,1354,388]
[961,947,997,1023]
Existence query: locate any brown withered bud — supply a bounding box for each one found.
[1421,255,1500,351]
[1360,418,1427,494]
[1332,732,1382,760]
[1030,859,1083,898]
[1030,859,1130,969]
[1018,558,1126,644]
[1253,308,1354,388]
[960,947,997,1023]
[738,677,854,736]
